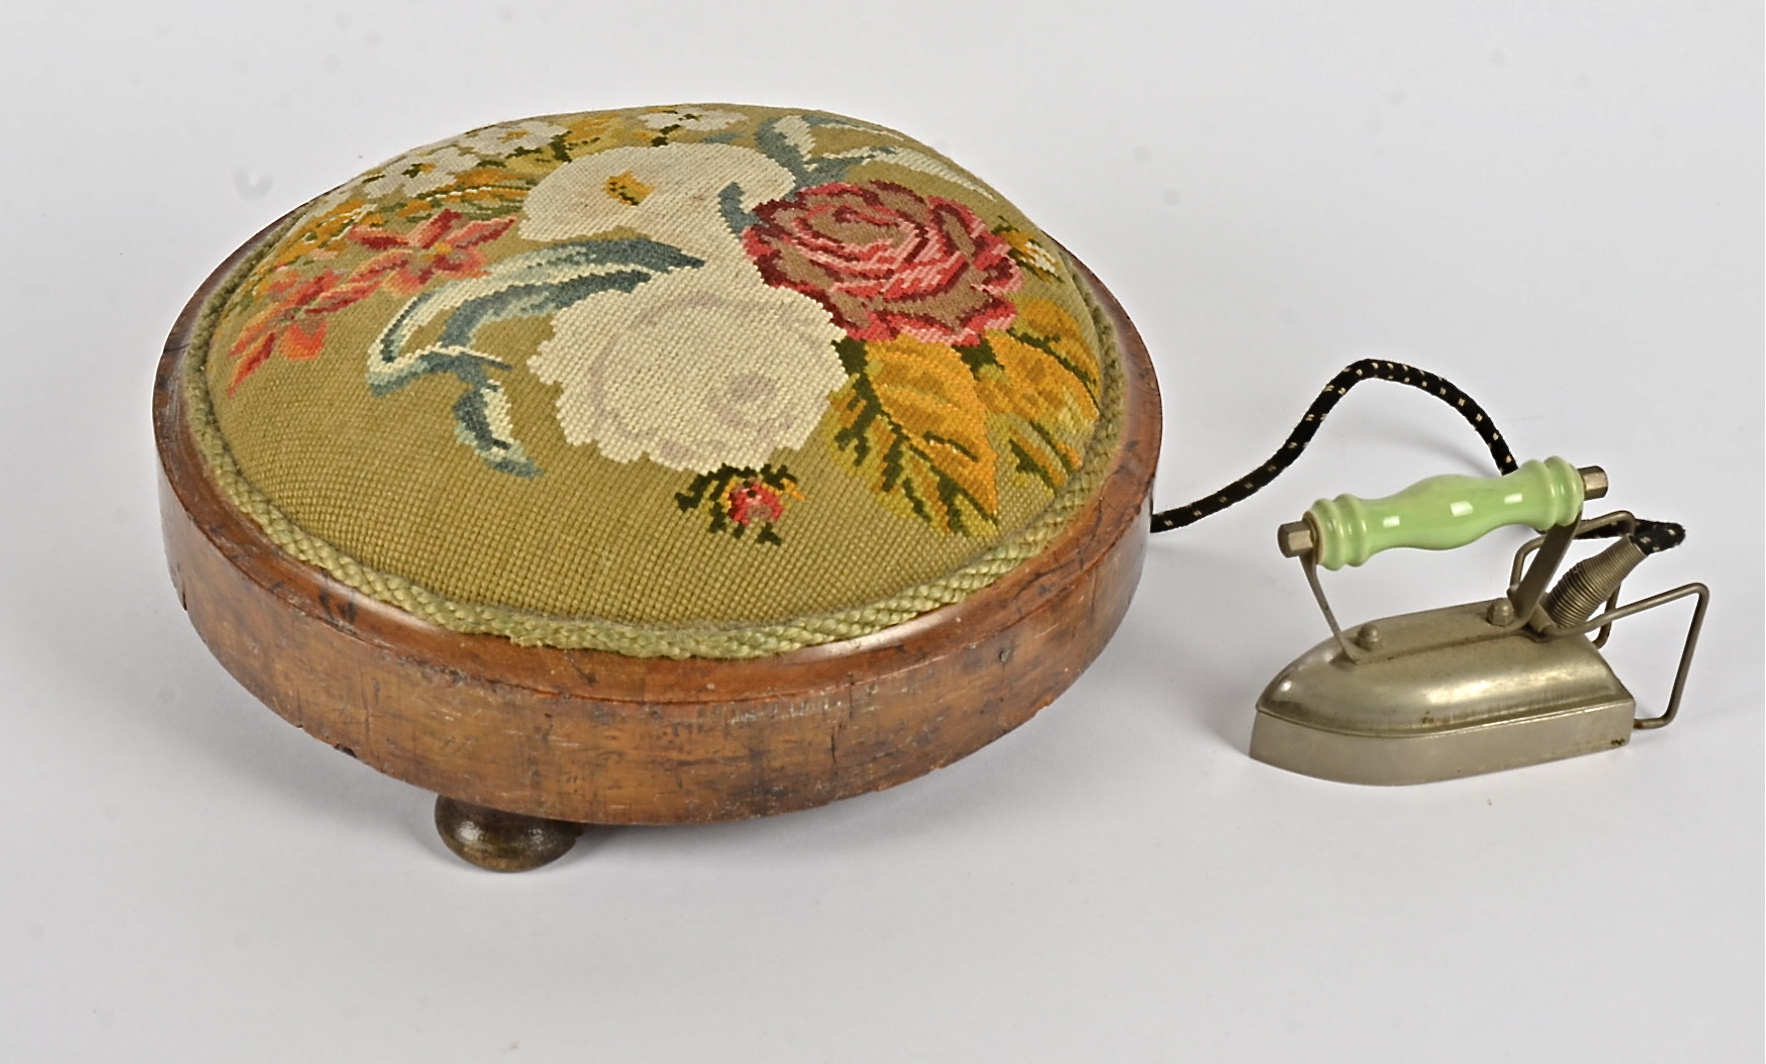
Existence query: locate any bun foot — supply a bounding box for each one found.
[434,796,584,872]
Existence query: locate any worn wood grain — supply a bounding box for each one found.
[155,222,1162,825]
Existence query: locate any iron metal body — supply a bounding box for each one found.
[1252,600,1634,784]
[1252,463,1707,785]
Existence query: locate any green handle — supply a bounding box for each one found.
[1308,456,1586,570]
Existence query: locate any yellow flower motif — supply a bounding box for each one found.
[558,112,627,156]
[603,170,654,206]
[237,195,373,305]
[972,298,1102,488]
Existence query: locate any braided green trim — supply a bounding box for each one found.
[183,220,1126,659]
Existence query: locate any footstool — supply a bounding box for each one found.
[154,104,1161,870]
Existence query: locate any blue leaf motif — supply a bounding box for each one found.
[367,238,704,476]
[750,114,995,197]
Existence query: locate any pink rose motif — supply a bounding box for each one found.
[742,181,1021,347]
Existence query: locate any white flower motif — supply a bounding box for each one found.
[519,142,794,264]
[455,120,568,157]
[358,144,480,199]
[529,266,847,473]
[639,107,746,133]
[1017,236,1063,275]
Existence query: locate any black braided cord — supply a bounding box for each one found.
[1146,357,1685,555]
[1149,359,1516,533]
[1571,518,1686,554]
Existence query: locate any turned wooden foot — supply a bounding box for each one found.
[434,796,584,872]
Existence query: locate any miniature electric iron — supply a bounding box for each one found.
[1249,457,1710,784]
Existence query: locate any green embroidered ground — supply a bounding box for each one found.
[183,214,1126,659]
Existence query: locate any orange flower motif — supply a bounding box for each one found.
[346,209,514,295]
[226,268,383,393]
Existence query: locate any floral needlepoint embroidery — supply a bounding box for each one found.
[359,144,483,199]
[727,480,786,527]
[640,107,747,143]
[675,463,801,544]
[602,171,653,206]
[997,228,1064,279]
[519,142,795,258]
[217,106,1110,552]
[196,105,1126,652]
[742,181,1022,346]
[452,119,568,157]
[347,210,514,295]
[226,268,382,392]
[530,269,847,473]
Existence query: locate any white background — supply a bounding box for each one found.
[1,2,1758,1060]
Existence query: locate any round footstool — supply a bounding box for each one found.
[154,104,1161,870]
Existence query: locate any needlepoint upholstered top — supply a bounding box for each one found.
[157,103,1160,868]
[187,104,1122,659]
